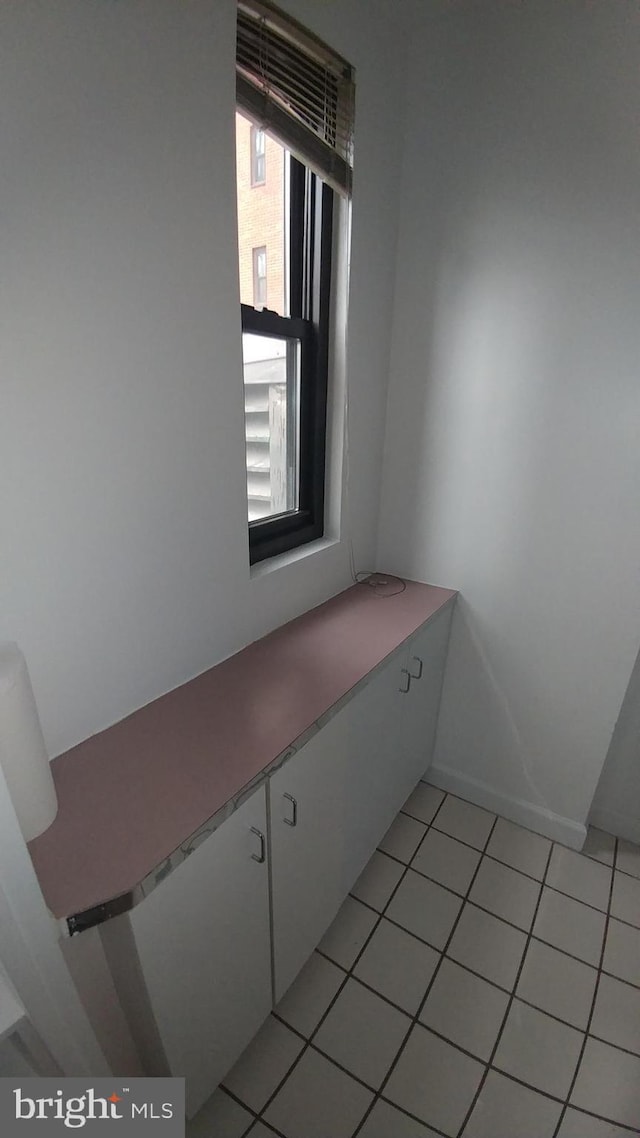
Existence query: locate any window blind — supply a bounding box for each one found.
[237,0,355,197]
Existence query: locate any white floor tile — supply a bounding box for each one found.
[485,817,551,880]
[516,938,597,1030]
[385,1024,484,1134]
[591,972,640,1054]
[247,1125,279,1138]
[355,917,440,1014]
[360,1099,441,1138]
[493,1000,583,1099]
[351,850,405,912]
[187,1089,253,1138]
[403,782,445,825]
[379,814,427,863]
[447,903,527,990]
[314,978,410,1088]
[223,1016,303,1114]
[603,918,640,986]
[386,869,461,949]
[611,870,640,928]
[419,958,509,1060]
[264,1048,372,1138]
[433,796,495,850]
[546,845,611,911]
[461,1071,562,1138]
[411,828,481,895]
[275,952,344,1038]
[571,1037,640,1131]
[617,839,640,879]
[318,896,378,970]
[533,887,606,966]
[557,1106,633,1137]
[581,828,616,866]
[469,858,540,931]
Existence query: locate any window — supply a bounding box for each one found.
[236,1,354,564]
[252,246,267,307]
[250,125,266,185]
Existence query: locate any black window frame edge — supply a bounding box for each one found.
[243,158,333,565]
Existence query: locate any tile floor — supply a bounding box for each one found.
[189,782,640,1138]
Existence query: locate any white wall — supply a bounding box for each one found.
[0,0,404,758]
[591,646,640,845]
[378,0,640,841]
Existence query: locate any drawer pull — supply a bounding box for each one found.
[399,669,411,694]
[410,656,423,680]
[250,827,266,863]
[283,793,298,827]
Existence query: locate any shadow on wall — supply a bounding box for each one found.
[590,644,640,846]
[431,599,586,848]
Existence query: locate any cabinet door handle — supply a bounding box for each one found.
[250,826,266,863]
[399,668,411,694]
[283,793,298,827]
[410,656,423,680]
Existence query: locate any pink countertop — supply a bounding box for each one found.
[28,579,455,921]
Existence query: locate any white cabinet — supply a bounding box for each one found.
[105,602,454,1115]
[344,606,453,887]
[127,787,272,1119]
[270,711,349,1002]
[270,605,454,1001]
[401,604,453,794]
[343,660,406,890]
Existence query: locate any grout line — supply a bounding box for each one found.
[544,882,610,917]
[350,810,501,1138]
[551,836,619,1138]
[558,1102,640,1134]
[587,1031,640,1061]
[602,910,640,933]
[376,1095,451,1138]
[530,931,604,972]
[614,865,640,883]
[270,1010,307,1043]
[599,966,640,992]
[307,1040,377,1094]
[455,840,553,1137]
[306,1037,406,1097]
[511,994,589,1035]
[220,1086,257,1118]
[486,1065,568,1107]
[485,1065,640,1132]
[454,896,537,936]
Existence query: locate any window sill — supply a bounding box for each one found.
[249,535,340,580]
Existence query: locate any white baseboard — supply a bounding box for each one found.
[426,764,587,850]
[589,806,640,847]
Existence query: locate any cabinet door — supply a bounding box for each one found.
[130,787,271,1119]
[402,605,453,787]
[343,658,407,892]
[270,710,348,1002]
